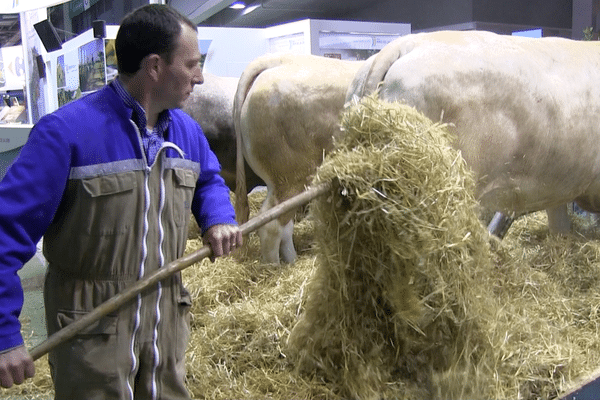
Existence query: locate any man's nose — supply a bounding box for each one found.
[194,69,204,85]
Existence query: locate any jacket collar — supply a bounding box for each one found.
[110,78,171,137]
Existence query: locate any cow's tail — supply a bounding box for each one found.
[233,53,290,224]
[345,36,409,103]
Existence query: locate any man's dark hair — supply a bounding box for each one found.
[115,4,197,75]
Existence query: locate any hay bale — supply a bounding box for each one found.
[286,94,497,399]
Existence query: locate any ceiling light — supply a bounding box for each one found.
[229,1,246,9]
[243,4,260,15]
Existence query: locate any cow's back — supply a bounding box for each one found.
[240,55,362,199]
[348,31,600,214]
[182,72,263,192]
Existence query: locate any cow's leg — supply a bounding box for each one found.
[546,204,571,234]
[256,190,284,264]
[258,218,297,264]
[258,219,283,264]
[256,220,296,264]
[278,219,297,264]
[256,188,298,264]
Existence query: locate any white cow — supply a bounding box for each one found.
[347,30,600,234]
[234,53,363,264]
[181,72,263,193]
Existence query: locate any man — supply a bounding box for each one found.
[0,4,242,399]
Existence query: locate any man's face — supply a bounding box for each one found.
[158,24,204,110]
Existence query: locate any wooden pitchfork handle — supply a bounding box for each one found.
[29,181,331,361]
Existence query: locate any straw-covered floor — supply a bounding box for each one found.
[4,95,600,399]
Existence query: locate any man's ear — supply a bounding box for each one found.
[141,53,162,82]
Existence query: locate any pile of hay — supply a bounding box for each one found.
[285,94,600,399]
[485,210,600,400]
[183,200,600,400]
[286,94,498,399]
[180,189,335,400]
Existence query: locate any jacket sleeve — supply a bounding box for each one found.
[190,124,237,234]
[0,114,70,352]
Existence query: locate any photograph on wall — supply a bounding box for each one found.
[78,39,106,94]
[56,49,81,108]
[22,9,45,123]
[0,50,5,88]
[1,46,26,92]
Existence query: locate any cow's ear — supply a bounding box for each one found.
[141,53,162,82]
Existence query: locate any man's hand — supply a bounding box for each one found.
[0,345,35,388]
[203,224,243,261]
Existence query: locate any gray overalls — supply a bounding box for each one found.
[44,143,198,400]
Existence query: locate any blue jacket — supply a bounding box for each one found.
[0,82,236,352]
